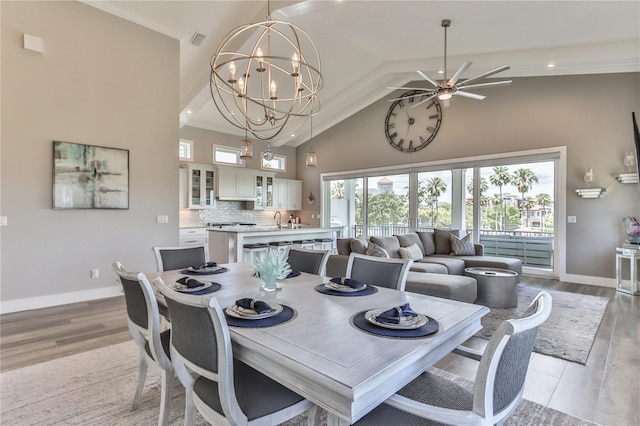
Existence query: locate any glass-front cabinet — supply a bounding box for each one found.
[180,163,215,208]
[247,172,276,210]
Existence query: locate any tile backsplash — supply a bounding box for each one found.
[179,201,297,228]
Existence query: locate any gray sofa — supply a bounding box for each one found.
[326,230,522,303]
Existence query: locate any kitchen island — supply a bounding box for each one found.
[208,226,342,263]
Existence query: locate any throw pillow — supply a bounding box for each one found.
[350,237,368,254]
[434,229,459,254]
[336,238,352,256]
[395,233,425,256]
[365,242,390,258]
[450,233,475,256]
[398,243,423,261]
[369,236,401,258]
[416,231,436,255]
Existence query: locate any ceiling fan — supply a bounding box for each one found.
[389,19,512,107]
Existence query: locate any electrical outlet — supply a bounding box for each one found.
[0,216,7,227]
[567,216,577,223]
[156,215,169,224]
[91,269,99,279]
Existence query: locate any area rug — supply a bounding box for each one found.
[475,285,609,364]
[0,341,598,425]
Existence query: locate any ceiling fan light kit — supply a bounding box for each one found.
[210,0,323,141]
[389,19,512,108]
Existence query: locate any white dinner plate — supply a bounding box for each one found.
[170,280,213,293]
[324,282,367,292]
[365,308,429,330]
[225,302,283,320]
[187,265,223,273]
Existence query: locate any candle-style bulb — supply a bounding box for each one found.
[256,48,265,72]
[291,52,300,76]
[237,77,245,96]
[228,61,237,83]
[270,80,277,99]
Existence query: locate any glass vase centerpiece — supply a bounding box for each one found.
[624,216,640,244]
[250,249,291,292]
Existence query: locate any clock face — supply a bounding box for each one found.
[384,90,443,152]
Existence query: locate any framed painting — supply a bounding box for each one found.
[53,141,129,209]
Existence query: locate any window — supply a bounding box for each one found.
[262,154,287,172]
[179,139,193,161]
[213,145,244,166]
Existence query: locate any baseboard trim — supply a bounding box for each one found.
[560,273,616,288]
[0,286,123,314]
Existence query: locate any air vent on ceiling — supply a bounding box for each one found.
[190,32,206,47]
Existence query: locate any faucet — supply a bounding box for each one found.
[274,210,282,229]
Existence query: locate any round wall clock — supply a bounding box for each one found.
[384,90,443,152]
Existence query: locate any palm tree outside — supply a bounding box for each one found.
[512,168,539,229]
[427,177,447,227]
[489,166,511,230]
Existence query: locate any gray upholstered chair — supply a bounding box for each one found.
[152,244,209,272]
[154,277,318,426]
[345,253,413,290]
[287,247,330,275]
[354,291,553,426]
[113,262,174,426]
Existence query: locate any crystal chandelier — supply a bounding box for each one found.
[210,0,323,141]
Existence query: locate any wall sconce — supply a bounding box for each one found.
[615,152,639,183]
[576,168,605,198]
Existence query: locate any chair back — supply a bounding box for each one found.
[154,279,247,424]
[473,291,552,422]
[152,245,209,271]
[345,253,412,290]
[112,262,170,369]
[287,247,330,275]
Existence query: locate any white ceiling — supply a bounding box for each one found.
[85,0,640,147]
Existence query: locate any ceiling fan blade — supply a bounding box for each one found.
[454,91,486,100]
[460,65,510,86]
[410,92,439,108]
[447,61,472,85]
[416,70,440,88]
[458,80,512,90]
[388,91,434,102]
[387,86,436,91]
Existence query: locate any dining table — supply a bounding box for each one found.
[150,262,489,426]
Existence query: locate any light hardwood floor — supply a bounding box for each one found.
[1,277,638,425]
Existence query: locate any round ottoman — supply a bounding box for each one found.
[464,267,519,308]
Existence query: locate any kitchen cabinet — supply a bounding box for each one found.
[180,163,215,209]
[274,178,303,210]
[179,228,208,247]
[217,166,257,201]
[246,172,276,210]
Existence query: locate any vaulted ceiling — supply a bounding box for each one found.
[85,1,640,147]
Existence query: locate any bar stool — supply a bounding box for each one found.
[243,243,269,263]
[293,239,316,250]
[314,238,334,252]
[269,241,294,255]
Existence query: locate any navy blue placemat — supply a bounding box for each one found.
[179,267,229,275]
[315,284,378,297]
[351,310,439,339]
[225,305,296,328]
[175,282,222,295]
[285,271,302,278]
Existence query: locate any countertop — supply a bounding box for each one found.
[207,226,339,235]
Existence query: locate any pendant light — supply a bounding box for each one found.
[305,116,317,168]
[239,128,253,158]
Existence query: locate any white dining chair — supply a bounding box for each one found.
[287,247,330,275]
[152,244,209,272]
[354,291,553,425]
[345,253,412,290]
[113,262,174,426]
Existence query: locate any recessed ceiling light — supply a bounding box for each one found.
[186,109,193,114]
[437,70,444,74]
[546,63,556,69]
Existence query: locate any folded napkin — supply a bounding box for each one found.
[191,261,217,270]
[376,303,418,324]
[330,277,365,289]
[235,298,275,314]
[176,277,206,289]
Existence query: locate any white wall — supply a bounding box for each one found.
[1,1,179,311]
[296,73,640,281]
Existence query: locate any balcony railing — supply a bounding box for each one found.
[351,225,553,269]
